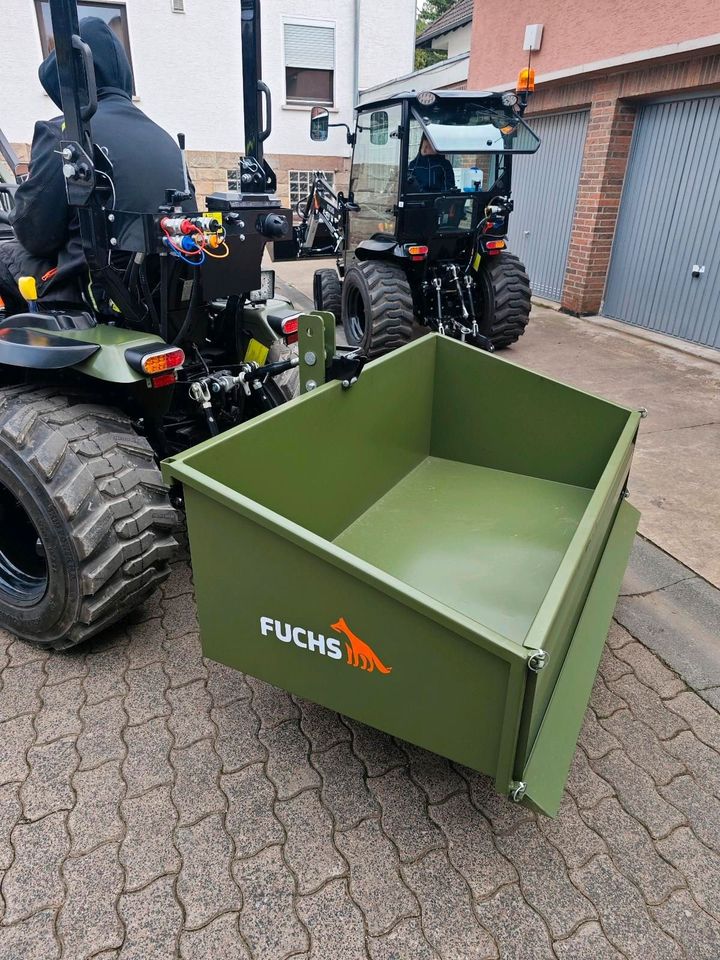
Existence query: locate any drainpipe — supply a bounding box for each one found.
[353,0,361,108]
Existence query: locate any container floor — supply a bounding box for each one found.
[334,456,593,644]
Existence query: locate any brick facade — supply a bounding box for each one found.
[525,50,720,314]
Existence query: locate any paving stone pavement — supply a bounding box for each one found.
[2,556,720,959]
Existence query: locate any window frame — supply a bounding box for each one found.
[282,17,336,109]
[34,0,135,93]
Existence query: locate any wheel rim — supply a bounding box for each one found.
[345,284,367,343]
[0,481,48,604]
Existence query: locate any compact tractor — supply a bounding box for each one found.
[0,0,307,648]
[276,82,540,356]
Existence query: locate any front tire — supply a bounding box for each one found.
[341,260,414,359]
[0,388,179,649]
[475,252,531,349]
[313,268,343,323]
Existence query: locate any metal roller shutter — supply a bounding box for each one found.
[603,95,720,349]
[506,110,589,302]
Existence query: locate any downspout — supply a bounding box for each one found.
[353,0,361,108]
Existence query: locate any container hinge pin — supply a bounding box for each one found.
[527,649,548,673]
[510,781,527,803]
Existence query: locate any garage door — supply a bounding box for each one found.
[507,110,589,301]
[603,95,720,348]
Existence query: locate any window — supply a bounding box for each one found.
[284,22,335,106]
[348,104,402,248]
[35,1,134,88]
[289,170,335,208]
[227,169,241,191]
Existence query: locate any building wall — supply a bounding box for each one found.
[1,0,415,162]
[468,0,720,88]
[431,22,472,59]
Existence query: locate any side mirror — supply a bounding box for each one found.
[370,111,389,146]
[310,106,329,142]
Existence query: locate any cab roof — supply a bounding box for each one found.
[357,89,503,113]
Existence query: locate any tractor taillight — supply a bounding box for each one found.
[485,240,506,255]
[150,371,178,389]
[281,314,300,344]
[141,348,185,375]
[406,244,429,262]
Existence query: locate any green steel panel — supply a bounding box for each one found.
[51,324,164,383]
[522,500,640,815]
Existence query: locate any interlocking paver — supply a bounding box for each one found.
[336,817,417,935]
[124,662,170,727]
[212,698,265,772]
[404,849,498,959]
[609,673,688,740]
[83,644,129,706]
[206,660,251,707]
[344,718,407,777]
[370,767,444,863]
[564,748,614,810]
[163,632,207,689]
[2,811,68,923]
[367,917,439,960]
[248,677,300,731]
[312,740,379,830]
[162,592,199,639]
[590,674,626,719]
[6,639,47,667]
[592,749,686,839]
[597,645,633,684]
[77,696,126,770]
[234,845,308,960]
[68,760,124,855]
[296,878,366,960]
[123,618,165,670]
[179,912,251,960]
[473,882,553,960]
[666,690,720,751]
[664,729,720,798]
[120,785,180,890]
[656,826,720,921]
[0,660,45,721]
[167,679,214,748]
[36,677,83,745]
[571,854,683,960]
[275,789,345,894]
[222,762,284,858]
[615,641,685,698]
[261,719,321,800]
[44,648,86,686]
[20,737,79,821]
[460,767,536,832]
[652,888,720,960]
[495,822,596,939]
[176,813,241,929]
[578,706,621,760]
[0,909,61,960]
[122,716,173,797]
[0,716,36,785]
[171,738,224,826]
[601,708,687,785]
[297,697,352,753]
[581,796,684,904]
[58,842,124,960]
[661,773,720,854]
[553,920,624,960]
[0,784,21,870]
[537,794,606,869]
[402,742,464,803]
[429,792,516,899]
[118,874,183,960]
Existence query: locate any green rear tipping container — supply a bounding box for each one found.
[163,334,640,815]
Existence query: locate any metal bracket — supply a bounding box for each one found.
[298,311,365,393]
[527,649,548,673]
[509,781,527,803]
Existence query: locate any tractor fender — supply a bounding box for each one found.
[0,326,100,369]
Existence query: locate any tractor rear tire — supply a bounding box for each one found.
[0,387,179,649]
[475,252,531,349]
[313,268,343,323]
[342,260,414,358]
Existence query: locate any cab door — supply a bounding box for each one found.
[345,103,403,264]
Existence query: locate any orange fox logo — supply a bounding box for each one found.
[331,617,392,675]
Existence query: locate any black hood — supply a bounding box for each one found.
[39,17,133,109]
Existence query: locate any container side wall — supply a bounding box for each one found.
[185,487,516,778]
[430,337,631,489]
[179,336,437,540]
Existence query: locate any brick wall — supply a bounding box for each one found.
[524,50,720,315]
